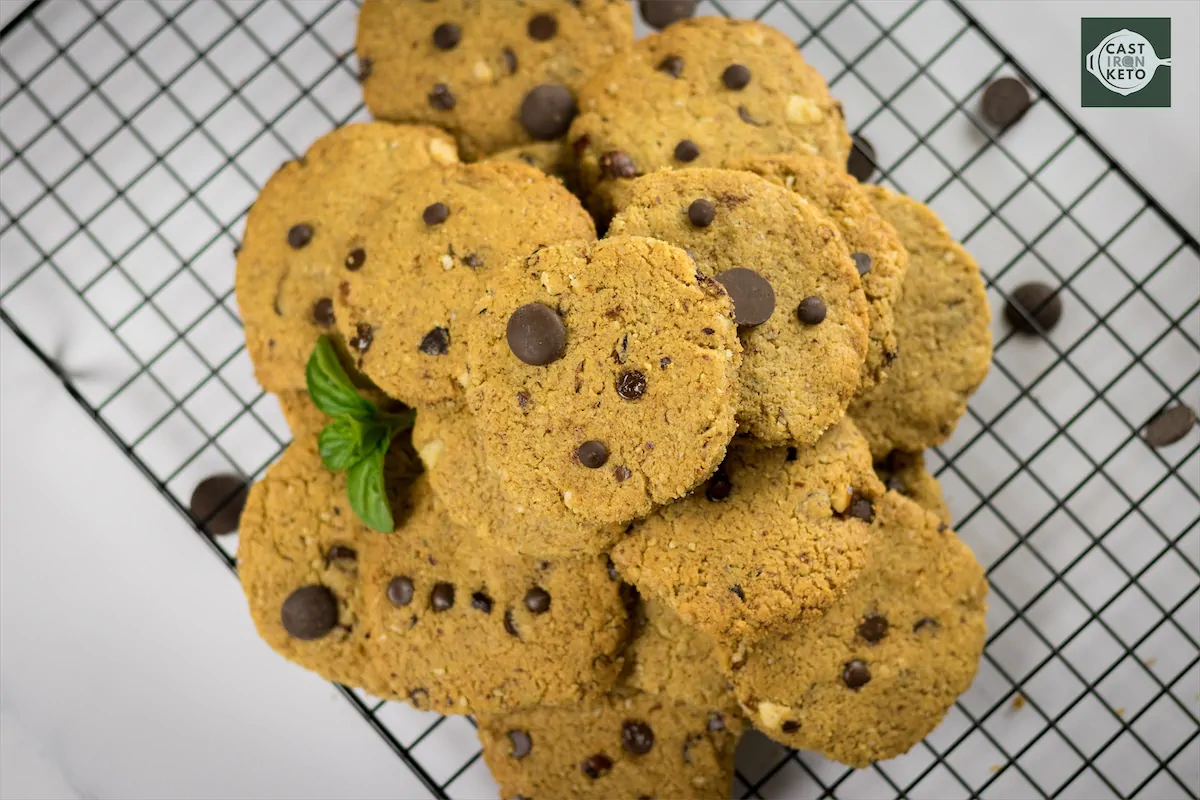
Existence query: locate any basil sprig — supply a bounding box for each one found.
[305,336,413,532]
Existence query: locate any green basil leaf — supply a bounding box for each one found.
[346,436,394,533]
[305,336,375,421]
[318,418,386,472]
[381,408,417,437]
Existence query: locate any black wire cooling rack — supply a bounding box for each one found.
[1,1,1197,798]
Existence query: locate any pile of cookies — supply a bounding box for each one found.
[233,3,993,797]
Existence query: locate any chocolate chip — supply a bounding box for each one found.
[782,720,800,733]
[503,48,517,74]
[423,202,450,226]
[577,440,609,468]
[189,474,248,534]
[520,84,576,140]
[310,298,335,327]
[387,577,414,607]
[516,391,531,409]
[507,303,566,366]
[716,268,775,326]
[1005,281,1063,334]
[524,587,551,614]
[616,370,647,400]
[581,753,613,779]
[843,659,871,689]
[796,296,826,325]
[737,105,763,126]
[851,252,872,276]
[349,323,373,353]
[504,608,520,637]
[722,64,751,90]
[848,497,875,523]
[982,76,1031,127]
[1144,405,1196,448]
[657,55,684,77]
[687,198,715,227]
[325,544,356,566]
[430,582,455,611]
[639,0,697,29]
[622,720,655,755]
[913,617,939,633]
[674,139,700,162]
[660,357,671,370]
[508,729,532,759]
[729,583,744,600]
[847,134,876,182]
[600,150,636,179]
[287,223,312,249]
[428,83,455,110]
[357,58,372,82]
[613,465,632,482]
[858,613,888,644]
[281,585,338,640]
[432,22,461,50]
[471,591,493,613]
[419,326,450,356]
[464,253,483,268]
[707,712,725,732]
[345,247,366,271]
[706,472,732,502]
[527,13,557,40]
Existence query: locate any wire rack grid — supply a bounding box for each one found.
[0,0,1197,798]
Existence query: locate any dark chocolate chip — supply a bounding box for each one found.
[345,247,366,271]
[357,58,372,82]
[982,76,1031,127]
[503,48,518,74]
[687,198,715,227]
[674,139,700,162]
[428,83,456,110]
[524,586,551,614]
[657,55,684,77]
[706,471,733,501]
[622,720,655,755]
[423,202,450,226]
[737,105,763,126]
[464,253,483,268]
[419,326,450,356]
[190,474,248,534]
[858,613,888,644]
[281,585,338,640]
[577,440,609,468]
[508,729,532,759]
[387,577,414,607]
[1144,405,1196,448]
[796,295,826,325]
[782,720,800,733]
[504,608,520,637]
[730,583,744,601]
[471,591,494,614]
[913,616,939,633]
[707,712,725,732]
[716,268,775,326]
[430,582,455,611]
[722,63,751,90]
[581,753,613,779]
[312,298,335,327]
[287,223,312,249]
[520,84,577,140]
[851,252,872,276]
[847,134,876,182]
[325,544,357,566]
[1005,281,1063,334]
[848,497,875,523]
[507,303,566,366]
[600,150,636,179]
[613,465,632,482]
[843,659,871,689]
[433,22,461,50]
[616,370,647,400]
[639,0,697,29]
[660,357,671,370]
[527,13,557,41]
[349,323,373,353]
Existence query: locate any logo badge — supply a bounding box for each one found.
[1082,18,1171,107]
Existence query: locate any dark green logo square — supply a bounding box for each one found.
[1082,18,1171,107]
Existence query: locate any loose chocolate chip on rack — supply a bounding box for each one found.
[508,729,533,759]
[657,55,684,77]
[601,150,637,179]
[471,591,494,613]
[349,323,374,353]
[1005,281,1063,334]
[674,139,700,162]
[982,76,1031,127]
[613,465,632,482]
[843,659,871,689]
[281,585,338,640]
[581,753,613,779]
[325,544,357,566]
[722,63,751,90]
[507,303,567,366]
[287,223,312,249]
[524,586,551,614]
[858,613,889,643]
[782,720,801,733]
[1144,405,1197,448]
[423,202,450,226]
[527,13,558,41]
[430,582,455,612]
[433,22,461,50]
[419,326,450,356]
[847,134,876,182]
[848,497,875,523]
[716,268,775,326]
[190,474,248,534]
[707,712,725,732]
[706,472,732,502]
[851,252,872,276]
[687,198,715,227]
[577,440,609,468]
[622,720,655,755]
[344,247,366,271]
[639,0,697,30]
[520,84,577,140]
[796,295,826,325]
[387,577,415,607]
[428,83,456,110]
[615,370,647,400]
[357,58,372,82]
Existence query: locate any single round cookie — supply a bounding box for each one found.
[362,477,631,713]
[356,0,633,160]
[874,449,952,526]
[411,403,625,556]
[726,154,909,392]
[569,17,850,204]
[849,186,993,457]
[467,236,742,526]
[235,123,458,393]
[478,690,742,800]
[609,168,869,445]
[486,140,577,191]
[610,419,883,653]
[334,161,595,407]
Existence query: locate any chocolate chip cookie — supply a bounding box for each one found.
[362,477,631,713]
[486,140,577,191]
[874,449,951,526]
[611,419,883,653]
[608,168,870,445]
[236,123,458,394]
[731,491,988,767]
[334,161,595,407]
[477,689,741,800]
[849,186,993,458]
[726,154,909,392]
[466,236,742,527]
[356,0,633,160]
